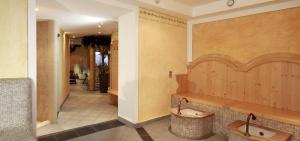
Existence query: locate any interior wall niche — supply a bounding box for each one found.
[187,53,300,113]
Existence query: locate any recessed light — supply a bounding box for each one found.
[98,24,102,28]
[98,32,101,34]
[72,35,76,38]
[35,7,39,11]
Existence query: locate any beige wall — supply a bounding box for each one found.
[138,9,187,122]
[70,45,88,72]
[193,7,300,63]
[109,31,118,92]
[60,33,70,106]
[0,0,28,78]
[37,21,56,122]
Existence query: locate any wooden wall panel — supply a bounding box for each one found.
[288,63,300,111]
[226,69,245,101]
[187,54,300,113]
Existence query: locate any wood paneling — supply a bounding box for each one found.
[186,53,300,113]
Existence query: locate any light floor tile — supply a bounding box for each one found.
[37,83,118,136]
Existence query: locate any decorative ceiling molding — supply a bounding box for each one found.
[139,8,186,27]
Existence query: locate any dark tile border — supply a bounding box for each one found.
[136,127,154,141]
[38,119,124,141]
[118,115,170,128]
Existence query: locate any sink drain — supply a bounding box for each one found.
[259,132,264,136]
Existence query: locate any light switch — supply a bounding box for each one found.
[169,71,172,78]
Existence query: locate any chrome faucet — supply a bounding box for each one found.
[245,113,256,137]
[177,97,189,115]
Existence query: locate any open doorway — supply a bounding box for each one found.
[35,0,120,137]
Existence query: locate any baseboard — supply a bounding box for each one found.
[60,92,70,110]
[118,116,139,128]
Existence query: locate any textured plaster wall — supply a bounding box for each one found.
[193,7,300,63]
[37,21,56,122]
[60,33,70,106]
[0,0,28,78]
[138,9,187,122]
[70,45,88,74]
[110,31,118,91]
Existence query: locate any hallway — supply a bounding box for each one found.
[37,83,118,137]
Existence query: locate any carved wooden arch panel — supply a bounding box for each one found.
[187,53,300,112]
[188,53,300,72]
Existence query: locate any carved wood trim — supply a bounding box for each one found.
[188,54,241,71]
[188,53,300,72]
[139,8,186,28]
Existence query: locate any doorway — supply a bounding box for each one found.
[35,0,120,137]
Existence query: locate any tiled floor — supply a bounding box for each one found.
[68,123,142,141]
[37,83,227,141]
[38,120,125,141]
[44,118,227,141]
[37,83,118,136]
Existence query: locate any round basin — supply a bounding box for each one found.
[170,108,214,140]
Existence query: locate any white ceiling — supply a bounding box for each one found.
[37,0,298,36]
[173,0,218,7]
[37,0,132,36]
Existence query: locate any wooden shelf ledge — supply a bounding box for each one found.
[108,89,118,96]
[173,93,300,126]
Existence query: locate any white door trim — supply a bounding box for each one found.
[27,0,37,136]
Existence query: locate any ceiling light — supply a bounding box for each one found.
[35,7,39,12]
[98,32,101,34]
[82,16,106,24]
[72,35,76,38]
[98,24,102,28]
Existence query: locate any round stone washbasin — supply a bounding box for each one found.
[170,108,214,140]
